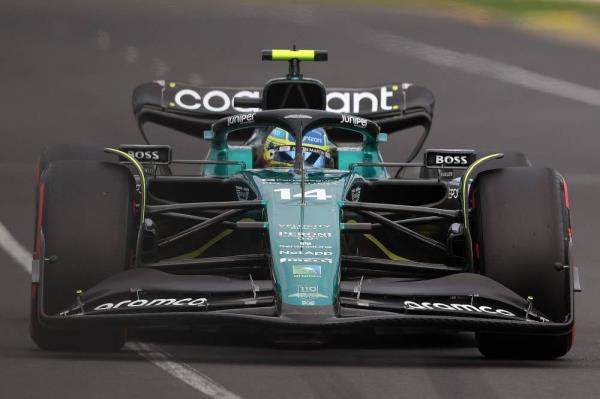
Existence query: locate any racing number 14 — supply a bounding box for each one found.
[274,188,332,201]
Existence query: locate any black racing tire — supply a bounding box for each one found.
[30,160,136,351]
[37,144,113,178]
[474,167,573,359]
[34,144,115,260]
[471,151,531,176]
[39,144,113,165]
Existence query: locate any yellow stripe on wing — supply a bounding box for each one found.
[168,218,255,261]
[347,219,410,261]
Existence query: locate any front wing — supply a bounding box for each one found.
[37,267,574,336]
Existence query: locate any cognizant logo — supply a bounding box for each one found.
[172,86,400,114]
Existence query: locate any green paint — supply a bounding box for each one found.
[241,169,355,307]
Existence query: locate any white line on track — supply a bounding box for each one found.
[0,220,242,399]
[364,28,600,108]
[127,341,242,399]
[0,222,32,274]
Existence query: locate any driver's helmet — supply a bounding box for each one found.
[262,127,333,168]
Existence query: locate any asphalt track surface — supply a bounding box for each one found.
[1,1,600,398]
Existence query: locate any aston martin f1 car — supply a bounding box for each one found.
[31,49,579,358]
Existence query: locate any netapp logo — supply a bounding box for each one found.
[404,301,515,317]
[279,250,333,256]
[340,114,368,128]
[94,297,207,311]
[127,150,161,161]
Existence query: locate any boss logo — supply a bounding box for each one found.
[425,150,475,169]
[435,155,468,165]
[128,150,160,161]
[118,145,171,164]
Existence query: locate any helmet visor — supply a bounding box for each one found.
[272,147,329,168]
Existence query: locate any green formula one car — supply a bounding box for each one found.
[31,49,579,358]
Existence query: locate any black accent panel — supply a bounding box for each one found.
[262,78,326,110]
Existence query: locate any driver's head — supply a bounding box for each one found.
[262,127,332,168]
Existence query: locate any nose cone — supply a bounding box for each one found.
[252,170,349,311]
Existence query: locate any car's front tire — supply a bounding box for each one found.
[473,167,573,359]
[31,160,136,351]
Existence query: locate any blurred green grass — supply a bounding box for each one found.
[455,0,600,16]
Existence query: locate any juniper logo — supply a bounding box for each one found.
[340,114,368,128]
[227,113,254,126]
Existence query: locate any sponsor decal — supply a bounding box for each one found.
[292,265,322,277]
[288,285,328,301]
[424,150,476,168]
[278,231,333,240]
[278,224,331,230]
[436,155,468,165]
[130,150,160,161]
[327,86,396,113]
[280,257,332,264]
[404,301,515,317]
[439,170,454,179]
[447,188,459,199]
[279,244,333,250]
[174,88,260,112]
[260,179,337,185]
[171,86,398,114]
[340,114,368,128]
[118,145,171,164]
[302,130,324,146]
[279,250,333,256]
[227,113,254,126]
[284,114,312,119]
[93,297,208,311]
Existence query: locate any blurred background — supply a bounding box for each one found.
[1,1,600,398]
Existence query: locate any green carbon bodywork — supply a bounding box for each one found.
[243,169,357,306]
[199,123,387,307]
[238,168,362,306]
